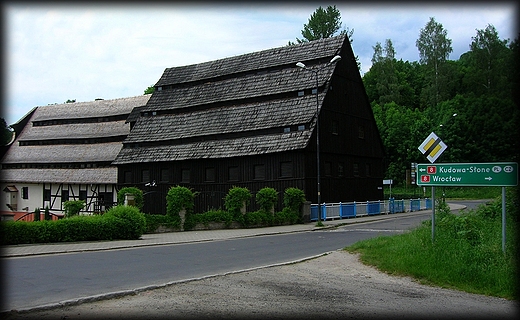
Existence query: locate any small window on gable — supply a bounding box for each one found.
[160,168,170,182]
[298,125,305,131]
[312,88,317,95]
[358,125,365,139]
[228,166,239,181]
[324,161,332,176]
[124,171,133,183]
[205,167,216,182]
[44,189,51,201]
[181,169,190,183]
[142,170,150,183]
[353,163,359,177]
[254,164,265,180]
[22,187,29,200]
[79,190,87,201]
[61,190,69,202]
[284,127,291,133]
[298,91,304,97]
[280,161,293,178]
[332,121,339,135]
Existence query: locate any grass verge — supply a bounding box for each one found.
[346,188,518,300]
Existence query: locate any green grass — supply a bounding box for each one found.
[346,189,518,300]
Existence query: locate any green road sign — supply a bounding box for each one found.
[417,162,518,186]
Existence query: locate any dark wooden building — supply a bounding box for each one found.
[113,35,385,214]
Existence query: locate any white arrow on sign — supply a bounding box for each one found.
[419,168,426,172]
[485,177,492,181]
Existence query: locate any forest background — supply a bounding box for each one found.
[362,19,518,185]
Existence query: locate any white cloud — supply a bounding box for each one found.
[3,3,517,125]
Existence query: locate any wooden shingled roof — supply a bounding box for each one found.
[1,95,149,184]
[114,35,349,165]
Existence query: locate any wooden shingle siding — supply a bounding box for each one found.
[2,142,124,164]
[114,131,312,164]
[124,94,322,144]
[33,95,150,121]
[1,168,117,184]
[19,121,130,141]
[144,66,334,112]
[155,36,344,86]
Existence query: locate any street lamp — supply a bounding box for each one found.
[296,55,341,224]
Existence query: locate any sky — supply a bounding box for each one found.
[3,2,518,125]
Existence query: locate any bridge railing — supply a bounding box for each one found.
[310,198,431,222]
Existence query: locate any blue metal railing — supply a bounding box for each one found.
[310,198,431,221]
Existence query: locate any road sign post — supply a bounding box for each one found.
[417,162,517,252]
[418,132,447,163]
[416,162,518,187]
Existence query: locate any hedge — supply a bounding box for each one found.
[0,205,146,245]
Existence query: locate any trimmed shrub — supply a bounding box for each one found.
[243,210,273,227]
[224,187,251,217]
[256,187,278,213]
[144,214,181,233]
[283,187,306,213]
[274,207,301,225]
[117,187,144,211]
[63,200,85,218]
[166,186,196,216]
[103,205,147,240]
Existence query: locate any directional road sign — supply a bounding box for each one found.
[417,162,518,186]
[418,132,447,163]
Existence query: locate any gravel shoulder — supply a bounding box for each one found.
[4,250,517,320]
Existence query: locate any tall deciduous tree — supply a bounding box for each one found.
[366,39,400,105]
[289,5,360,69]
[293,5,348,43]
[463,24,511,98]
[416,17,453,108]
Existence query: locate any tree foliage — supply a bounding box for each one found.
[292,5,347,44]
[1,118,14,146]
[416,17,453,107]
[144,85,155,95]
[289,5,359,69]
[364,21,518,184]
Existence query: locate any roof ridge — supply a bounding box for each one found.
[155,34,346,87]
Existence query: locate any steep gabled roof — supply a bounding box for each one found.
[33,95,150,121]
[154,35,344,87]
[114,35,348,165]
[124,94,321,144]
[1,95,149,184]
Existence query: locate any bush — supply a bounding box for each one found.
[0,206,147,245]
[243,210,272,227]
[274,207,301,225]
[103,205,147,240]
[63,200,85,218]
[224,187,251,217]
[117,187,144,211]
[283,187,306,213]
[144,214,181,233]
[256,187,278,213]
[166,186,196,217]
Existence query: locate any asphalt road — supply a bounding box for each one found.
[2,210,440,312]
[2,200,495,314]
